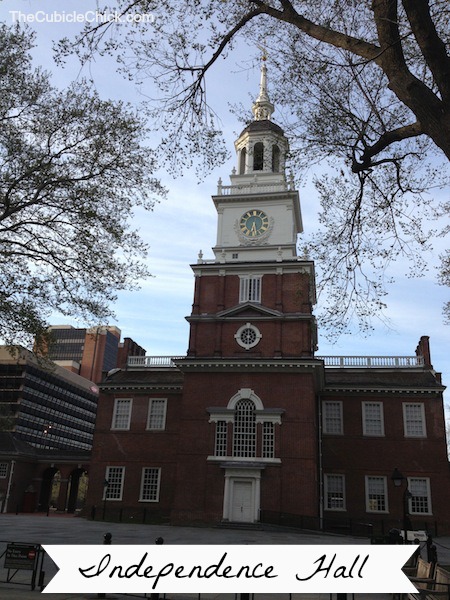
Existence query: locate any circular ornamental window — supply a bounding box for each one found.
[234,322,262,350]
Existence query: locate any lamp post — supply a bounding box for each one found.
[391,468,412,543]
[102,479,109,521]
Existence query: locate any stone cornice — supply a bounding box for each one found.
[99,383,183,393]
[191,259,315,276]
[186,312,315,323]
[323,386,443,395]
[174,357,324,374]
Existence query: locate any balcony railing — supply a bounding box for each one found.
[127,355,424,368]
[316,355,423,368]
[217,181,289,195]
[127,356,184,368]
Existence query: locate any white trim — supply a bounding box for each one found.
[234,322,262,350]
[365,475,389,513]
[104,466,125,501]
[239,275,262,303]
[222,468,262,523]
[146,398,167,431]
[403,402,427,437]
[324,473,346,511]
[227,388,264,411]
[139,467,161,502]
[362,401,385,436]
[408,477,432,515]
[111,398,132,430]
[322,401,343,435]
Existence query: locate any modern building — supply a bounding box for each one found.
[0,346,98,513]
[39,325,146,384]
[86,63,450,535]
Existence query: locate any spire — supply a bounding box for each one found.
[252,52,274,121]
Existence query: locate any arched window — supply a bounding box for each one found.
[233,399,256,457]
[239,148,246,174]
[272,145,280,172]
[253,142,264,171]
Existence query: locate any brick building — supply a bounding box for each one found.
[86,63,450,535]
[40,325,146,384]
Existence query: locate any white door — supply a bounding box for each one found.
[231,480,253,522]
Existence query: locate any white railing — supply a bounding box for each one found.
[127,356,184,368]
[217,182,288,195]
[128,355,424,368]
[316,356,424,368]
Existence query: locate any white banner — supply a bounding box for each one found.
[43,544,417,594]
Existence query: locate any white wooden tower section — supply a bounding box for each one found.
[211,59,303,263]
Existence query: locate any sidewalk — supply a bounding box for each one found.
[1,512,443,599]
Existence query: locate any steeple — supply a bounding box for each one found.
[252,57,274,121]
[232,58,289,179]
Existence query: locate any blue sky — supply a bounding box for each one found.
[2,1,449,407]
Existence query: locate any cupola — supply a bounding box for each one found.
[232,57,289,184]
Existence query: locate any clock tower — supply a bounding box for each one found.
[173,61,322,525]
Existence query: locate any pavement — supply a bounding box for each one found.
[0,513,449,599]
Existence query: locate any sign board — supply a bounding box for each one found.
[4,543,39,571]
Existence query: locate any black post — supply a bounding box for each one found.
[97,533,112,599]
[426,534,438,564]
[151,538,164,600]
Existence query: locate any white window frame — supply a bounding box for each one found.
[104,466,125,501]
[323,401,343,435]
[324,474,346,511]
[365,476,388,513]
[262,422,275,459]
[408,477,432,515]
[111,398,132,430]
[362,402,385,436]
[0,462,8,478]
[139,467,161,502]
[214,421,228,457]
[146,398,167,431]
[239,276,262,303]
[403,403,427,437]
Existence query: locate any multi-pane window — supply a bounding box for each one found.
[262,422,275,458]
[147,399,167,430]
[214,421,228,456]
[239,277,262,303]
[323,401,343,434]
[324,474,346,510]
[104,466,125,500]
[140,468,161,502]
[111,398,132,430]
[0,462,8,478]
[366,476,388,512]
[233,399,256,457]
[362,402,384,436]
[403,403,426,437]
[409,478,432,514]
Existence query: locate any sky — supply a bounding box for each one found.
[1,1,449,408]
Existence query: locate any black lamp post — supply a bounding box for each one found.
[391,468,412,543]
[102,479,109,521]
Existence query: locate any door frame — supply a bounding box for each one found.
[222,467,262,523]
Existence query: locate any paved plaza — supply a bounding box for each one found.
[0,513,449,599]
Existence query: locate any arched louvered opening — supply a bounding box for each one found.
[272,144,280,172]
[253,142,264,171]
[239,147,246,174]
